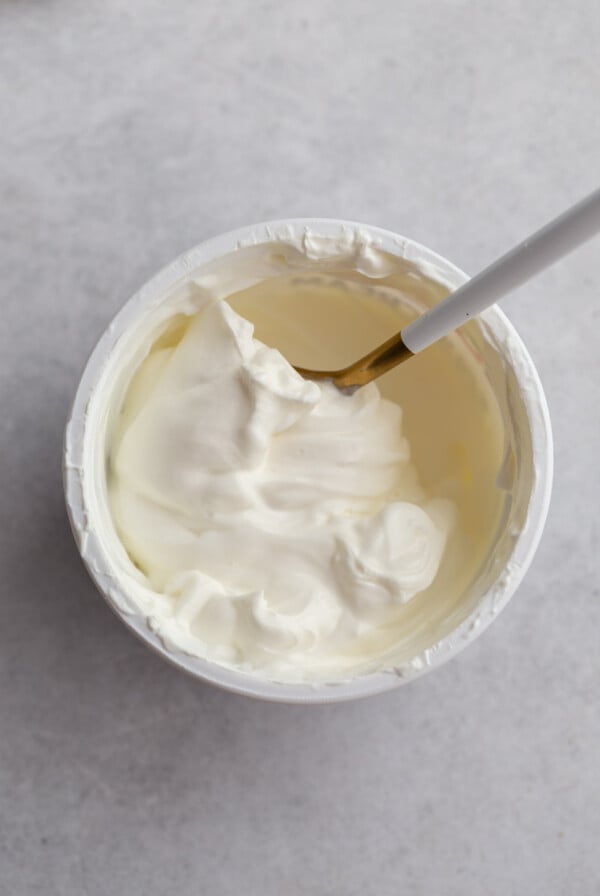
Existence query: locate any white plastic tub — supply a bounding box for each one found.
[64,219,553,703]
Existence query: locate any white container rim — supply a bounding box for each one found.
[64,218,553,703]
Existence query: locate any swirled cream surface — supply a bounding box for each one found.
[109,299,454,681]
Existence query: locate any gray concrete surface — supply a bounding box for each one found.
[1,1,599,893]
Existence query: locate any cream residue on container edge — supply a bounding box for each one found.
[108,300,454,681]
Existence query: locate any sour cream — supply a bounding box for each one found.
[109,299,453,680]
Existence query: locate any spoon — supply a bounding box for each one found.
[295,187,600,391]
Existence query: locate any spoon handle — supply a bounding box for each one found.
[402,186,600,354]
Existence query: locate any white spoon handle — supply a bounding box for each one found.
[402,186,600,354]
